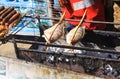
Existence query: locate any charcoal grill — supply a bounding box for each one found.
[0,14,119,78]
[1,14,120,78]
[12,29,120,78]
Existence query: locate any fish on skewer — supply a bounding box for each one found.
[66,10,87,45]
[43,11,66,44]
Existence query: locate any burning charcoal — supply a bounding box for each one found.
[37,45,46,51]
[58,57,62,61]
[71,64,85,73]
[65,58,69,63]
[50,47,64,53]
[72,59,76,64]
[56,56,71,70]
[66,10,87,45]
[43,55,56,67]
[57,56,65,63]
[107,54,118,59]
[64,49,73,53]
[103,64,118,76]
[73,49,83,54]
[46,55,55,63]
[40,54,46,63]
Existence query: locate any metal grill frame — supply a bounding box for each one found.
[12,38,120,75]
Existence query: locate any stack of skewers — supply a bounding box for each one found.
[0,6,21,38]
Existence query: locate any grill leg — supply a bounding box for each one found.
[13,38,20,58]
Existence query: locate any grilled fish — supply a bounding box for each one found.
[43,11,66,43]
[66,10,87,45]
[66,26,85,45]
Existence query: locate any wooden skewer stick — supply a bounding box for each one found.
[70,9,87,45]
[45,11,66,51]
[44,11,66,44]
[68,10,87,53]
[48,11,66,43]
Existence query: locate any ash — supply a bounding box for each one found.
[38,37,118,59]
[37,37,119,78]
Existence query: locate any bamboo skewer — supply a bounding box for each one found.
[66,10,87,53]
[48,11,66,44]
[67,10,87,45]
[44,11,66,51]
[44,11,66,44]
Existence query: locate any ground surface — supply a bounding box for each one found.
[0,42,31,58]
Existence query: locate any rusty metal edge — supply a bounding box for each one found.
[0,55,104,79]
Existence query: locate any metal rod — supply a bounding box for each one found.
[14,39,120,54]
[25,16,120,25]
[22,52,38,63]
[18,48,120,62]
[13,38,20,58]
[92,30,120,36]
